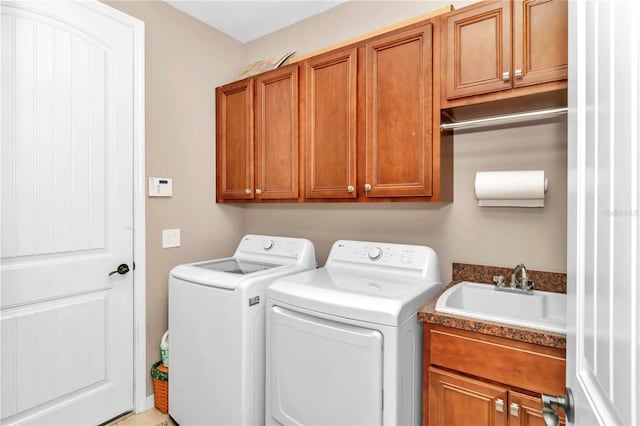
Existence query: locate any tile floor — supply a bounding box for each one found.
[106,408,175,426]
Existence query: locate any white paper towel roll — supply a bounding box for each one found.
[474,170,547,207]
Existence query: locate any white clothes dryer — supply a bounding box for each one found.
[265,240,442,426]
[169,234,316,426]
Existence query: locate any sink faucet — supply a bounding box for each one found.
[511,263,533,290]
[493,264,535,294]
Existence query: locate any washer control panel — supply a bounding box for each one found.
[237,235,306,259]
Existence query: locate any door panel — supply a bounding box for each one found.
[1,1,135,424]
[513,0,568,87]
[428,367,508,426]
[216,79,254,201]
[444,1,512,99]
[365,25,433,197]
[304,48,357,199]
[567,1,639,424]
[255,65,298,200]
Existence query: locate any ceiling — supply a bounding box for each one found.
[164,1,347,43]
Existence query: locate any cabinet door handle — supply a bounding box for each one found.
[510,402,520,417]
[495,399,504,413]
[255,188,262,195]
[244,188,252,195]
[515,68,523,79]
[364,183,372,192]
[347,185,354,193]
[502,71,510,81]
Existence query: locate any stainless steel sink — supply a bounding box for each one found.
[435,281,566,333]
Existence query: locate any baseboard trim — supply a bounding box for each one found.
[145,394,155,411]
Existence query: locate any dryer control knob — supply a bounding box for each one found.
[263,240,274,251]
[367,247,383,261]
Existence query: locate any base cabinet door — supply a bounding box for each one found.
[429,367,508,426]
[508,391,565,426]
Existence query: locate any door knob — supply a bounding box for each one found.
[347,185,354,193]
[364,183,372,192]
[109,264,130,276]
[541,387,574,426]
[255,188,262,195]
[245,188,252,195]
[502,71,510,81]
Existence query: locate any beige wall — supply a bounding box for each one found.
[106,0,567,398]
[242,0,568,281]
[105,0,246,395]
[243,121,568,282]
[244,0,475,62]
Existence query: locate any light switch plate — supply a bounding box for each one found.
[162,228,180,248]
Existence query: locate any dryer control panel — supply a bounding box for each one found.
[325,240,441,282]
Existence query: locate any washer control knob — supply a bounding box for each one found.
[263,240,274,251]
[367,247,383,261]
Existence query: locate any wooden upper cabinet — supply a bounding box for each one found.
[429,367,508,426]
[254,65,299,200]
[303,47,358,199]
[442,0,568,105]
[216,79,254,202]
[512,0,568,88]
[444,1,512,100]
[365,24,434,198]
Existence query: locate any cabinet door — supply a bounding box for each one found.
[303,48,358,199]
[443,1,512,100]
[508,391,565,426]
[365,24,433,198]
[216,79,254,201]
[429,367,508,426]
[512,0,568,87]
[255,65,299,200]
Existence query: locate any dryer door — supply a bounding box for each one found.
[270,306,383,425]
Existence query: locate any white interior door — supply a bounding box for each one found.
[567,1,639,425]
[1,1,138,424]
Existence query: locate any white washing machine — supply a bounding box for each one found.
[265,240,442,426]
[169,234,316,426]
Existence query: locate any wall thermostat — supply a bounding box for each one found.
[149,177,173,197]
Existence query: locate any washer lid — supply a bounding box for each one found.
[195,258,279,275]
[171,257,285,289]
[267,268,442,326]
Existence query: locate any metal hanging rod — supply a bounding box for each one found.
[440,107,568,131]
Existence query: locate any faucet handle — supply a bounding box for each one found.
[493,275,506,287]
[523,280,535,291]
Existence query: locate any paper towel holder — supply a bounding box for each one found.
[474,170,548,208]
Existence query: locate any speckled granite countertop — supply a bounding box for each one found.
[418,263,567,349]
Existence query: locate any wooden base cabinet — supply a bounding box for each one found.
[216,65,299,203]
[423,324,566,426]
[441,0,568,107]
[429,368,565,426]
